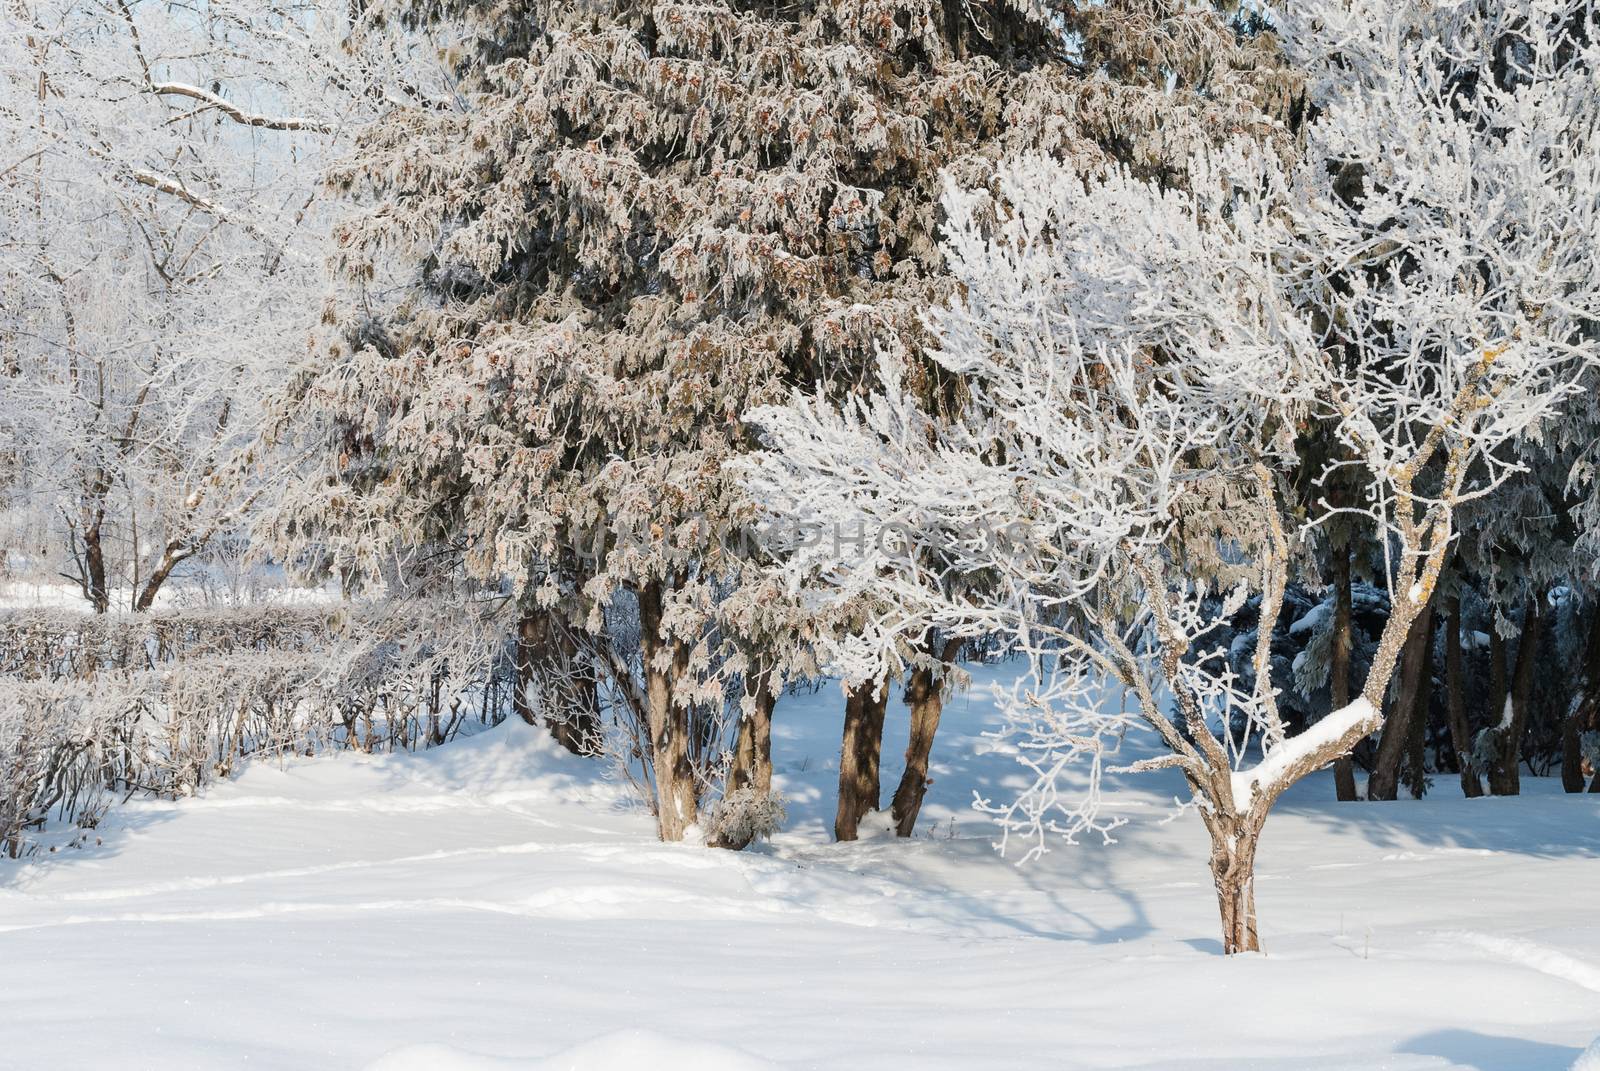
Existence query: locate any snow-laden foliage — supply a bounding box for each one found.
[742,0,1600,951]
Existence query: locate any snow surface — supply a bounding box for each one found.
[3,662,1599,1070]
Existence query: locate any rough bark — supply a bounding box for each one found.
[835,677,889,842]
[637,580,698,841]
[1443,597,1484,798]
[1368,598,1435,801]
[1487,596,1543,796]
[889,637,963,837]
[1331,542,1359,802]
[1205,810,1263,954]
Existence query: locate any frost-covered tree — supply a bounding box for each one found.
[742,0,1599,951]
[0,0,410,610]
[271,0,1294,841]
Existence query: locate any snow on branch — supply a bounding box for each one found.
[149,82,334,133]
[1231,697,1379,809]
[130,169,285,257]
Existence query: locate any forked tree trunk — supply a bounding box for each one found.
[1369,599,1434,801]
[1205,809,1263,954]
[890,637,963,837]
[1331,543,1359,802]
[714,659,777,851]
[1487,596,1543,796]
[638,580,698,841]
[1444,597,1484,798]
[726,663,776,797]
[132,542,190,612]
[835,677,889,842]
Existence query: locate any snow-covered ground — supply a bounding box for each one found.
[3,663,1598,1070]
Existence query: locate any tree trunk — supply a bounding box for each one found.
[1561,714,1586,794]
[714,657,777,851]
[1488,596,1542,796]
[513,613,541,728]
[1368,598,1434,801]
[1561,610,1600,793]
[1206,811,1263,954]
[637,581,698,841]
[81,511,110,614]
[1488,626,1508,749]
[890,637,963,837]
[835,677,888,842]
[549,619,602,756]
[1331,543,1358,802]
[132,542,191,613]
[1444,597,1483,798]
[1402,611,1437,798]
[513,608,601,756]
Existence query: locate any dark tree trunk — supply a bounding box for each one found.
[1487,596,1543,796]
[81,512,110,614]
[835,677,889,842]
[513,614,541,727]
[890,637,963,837]
[1444,597,1484,798]
[1331,543,1359,802]
[513,608,602,756]
[1561,610,1600,793]
[1402,611,1438,798]
[637,580,698,841]
[1488,626,1508,744]
[132,542,191,613]
[1561,714,1587,793]
[1368,598,1435,801]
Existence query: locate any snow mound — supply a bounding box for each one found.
[398,717,627,807]
[367,1031,780,1071]
[1571,1036,1600,1071]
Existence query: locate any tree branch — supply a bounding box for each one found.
[149,82,332,134]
